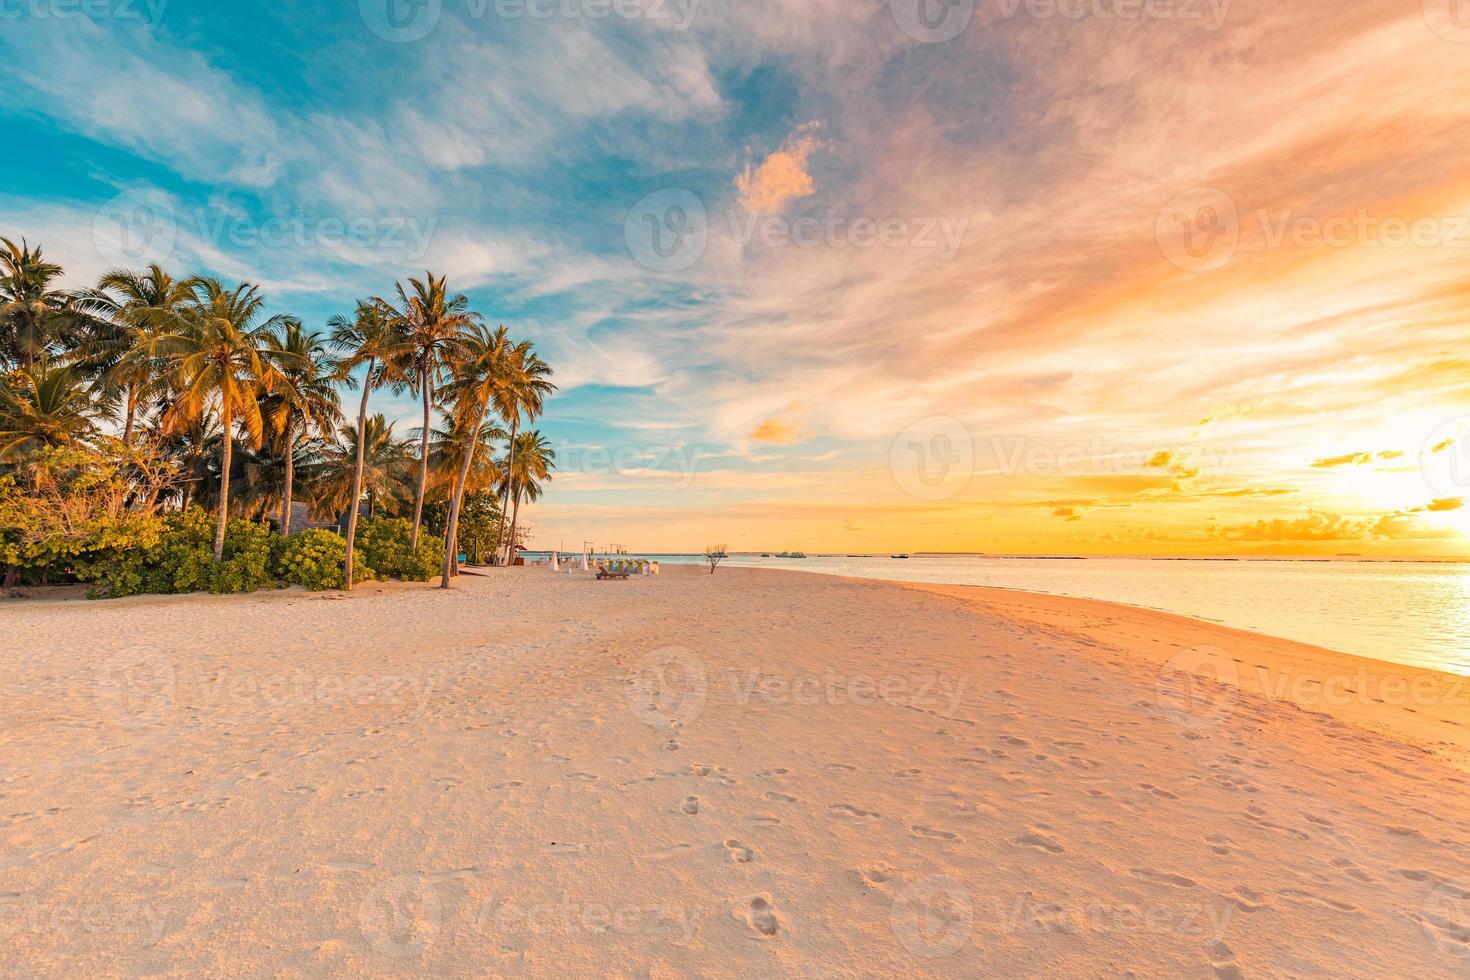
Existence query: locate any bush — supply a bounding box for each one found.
[78,511,275,597]
[274,529,353,591]
[355,517,443,582]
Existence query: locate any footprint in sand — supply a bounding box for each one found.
[724,840,754,863]
[831,804,880,821]
[1206,939,1242,980]
[758,768,790,778]
[765,791,797,803]
[744,896,780,936]
[1015,831,1065,854]
[1130,868,1197,888]
[681,796,701,814]
[744,815,782,828]
[910,825,961,841]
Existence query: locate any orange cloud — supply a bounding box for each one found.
[1311,450,1403,468]
[749,418,800,445]
[736,123,820,213]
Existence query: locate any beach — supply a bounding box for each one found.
[3,565,1469,976]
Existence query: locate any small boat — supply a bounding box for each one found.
[760,553,772,558]
[892,554,910,560]
[775,551,807,559]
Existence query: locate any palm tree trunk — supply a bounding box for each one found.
[440,405,486,589]
[122,384,137,448]
[411,371,430,550]
[494,416,518,565]
[214,400,233,563]
[506,485,523,566]
[343,360,374,590]
[279,423,295,534]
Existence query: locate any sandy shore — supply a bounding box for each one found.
[3,565,1468,976]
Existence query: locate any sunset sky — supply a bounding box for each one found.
[5,0,1470,555]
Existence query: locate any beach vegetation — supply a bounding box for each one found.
[0,240,557,596]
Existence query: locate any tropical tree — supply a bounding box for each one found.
[73,265,192,446]
[417,409,506,499]
[0,237,88,372]
[382,273,478,550]
[309,414,414,520]
[491,345,555,565]
[328,300,405,588]
[0,363,100,460]
[436,323,521,588]
[264,320,341,533]
[500,428,555,564]
[160,278,299,562]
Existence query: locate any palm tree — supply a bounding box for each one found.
[0,237,88,372]
[73,265,192,446]
[310,414,414,520]
[328,300,405,589]
[417,409,506,499]
[492,345,555,565]
[264,321,341,533]
[436,323,522,588]
[161,278,299,562]
[381,273,479,550]
[500,428,555,564]
[0,362,100,460]
[147,407,220,512]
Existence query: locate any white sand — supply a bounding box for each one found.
[3,565,1468,976]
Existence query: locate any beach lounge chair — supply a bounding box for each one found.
[595,560,630,581]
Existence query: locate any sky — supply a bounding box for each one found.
[4,0,1470,556]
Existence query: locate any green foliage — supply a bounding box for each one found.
[355,516,442,582]
[78,510,275,597]
[274,529,351,591]
[423,490,502,563]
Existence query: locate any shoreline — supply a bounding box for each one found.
[4,565,1469,974]
[893,580,1470,774]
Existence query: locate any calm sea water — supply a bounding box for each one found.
[571,554,1470,676]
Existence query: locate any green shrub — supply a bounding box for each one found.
[78,511,274,597]
[355,517,442,582]
[275,529,353,591]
